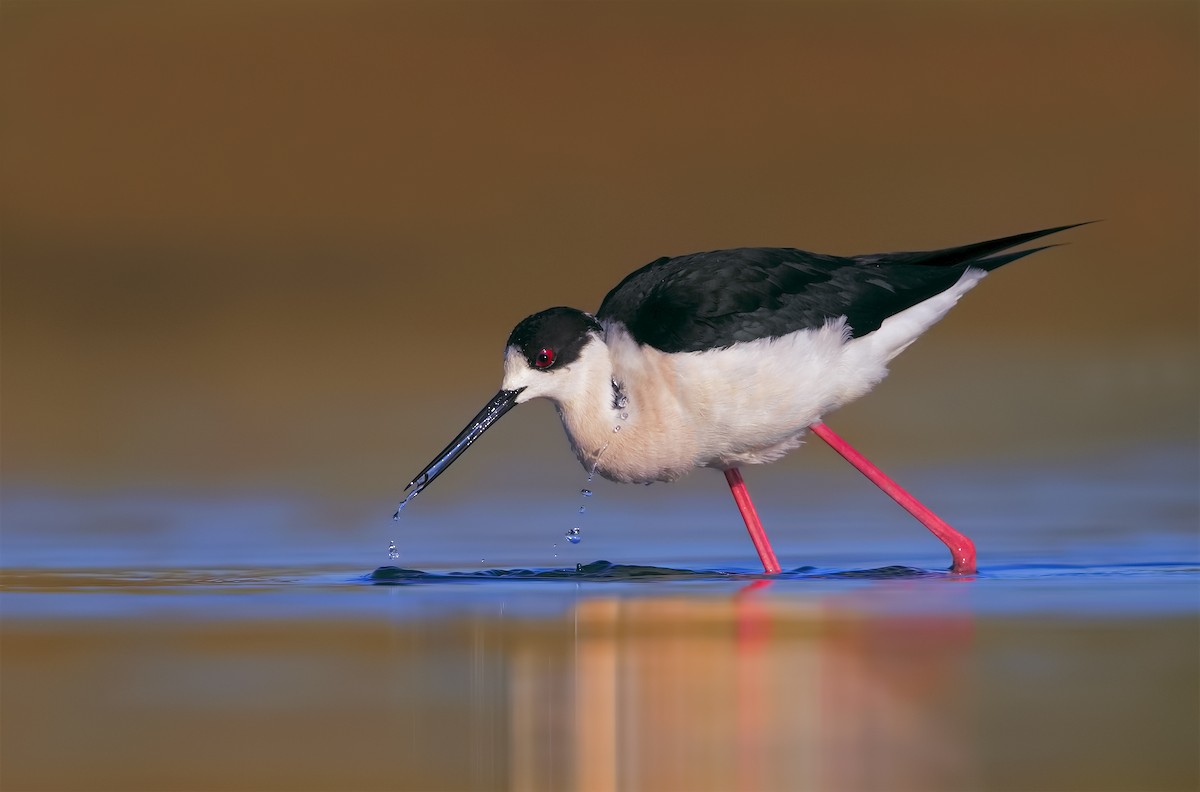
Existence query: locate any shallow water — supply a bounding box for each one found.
[3,445,1197,791]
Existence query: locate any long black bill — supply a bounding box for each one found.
[393,388,525,518]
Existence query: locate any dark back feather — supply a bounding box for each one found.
[597,223,1084,352]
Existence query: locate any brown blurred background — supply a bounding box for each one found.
[2,0,1196,501]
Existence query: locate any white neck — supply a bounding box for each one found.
[502,335,623,473]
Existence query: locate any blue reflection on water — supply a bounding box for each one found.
[2,444,1196,619]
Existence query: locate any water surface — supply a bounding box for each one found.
[3,445,1196,791]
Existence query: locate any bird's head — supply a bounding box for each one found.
[394,307,602,515]
[501,307,604,403]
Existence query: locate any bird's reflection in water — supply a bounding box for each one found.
[501,584,974,791]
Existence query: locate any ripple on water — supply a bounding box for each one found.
[364,560,949,584]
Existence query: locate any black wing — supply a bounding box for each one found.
[596,224,1083,353]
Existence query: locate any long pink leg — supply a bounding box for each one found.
[725,468,783,574]
[809,422,977,574]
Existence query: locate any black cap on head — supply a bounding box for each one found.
[507,307,602,370]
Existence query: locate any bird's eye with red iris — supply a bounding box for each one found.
[535,348,555,368]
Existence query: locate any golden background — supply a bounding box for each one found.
[3,0,1196,500]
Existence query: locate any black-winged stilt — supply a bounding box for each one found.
[396,224,1084,574]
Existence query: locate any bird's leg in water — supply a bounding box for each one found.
[724,468,783,574]
[809,422,977,574]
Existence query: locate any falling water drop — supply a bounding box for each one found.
[387,541,400,560]
[587,443,609,483]
[565,527,582,544]
[581,488,593,497]
[578,505,586,514]
[612,425,622,433]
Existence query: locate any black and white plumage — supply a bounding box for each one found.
[598,225,1070,352]
[396,223,1084,573]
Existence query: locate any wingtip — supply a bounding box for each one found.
[1023,220,1100,248]
[1049,219,1101,232]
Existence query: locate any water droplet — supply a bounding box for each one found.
[565,527,581,544]
[387,541,400,560]
[612,425,621,433]
[617,396,628,409]
[620,412,629,421]
[578,505,586,514]
[580,489,592,497]
[587,444,609,482]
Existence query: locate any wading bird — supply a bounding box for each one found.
[395,224,1084,574]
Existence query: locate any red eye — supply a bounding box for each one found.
[535,348,555,368]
